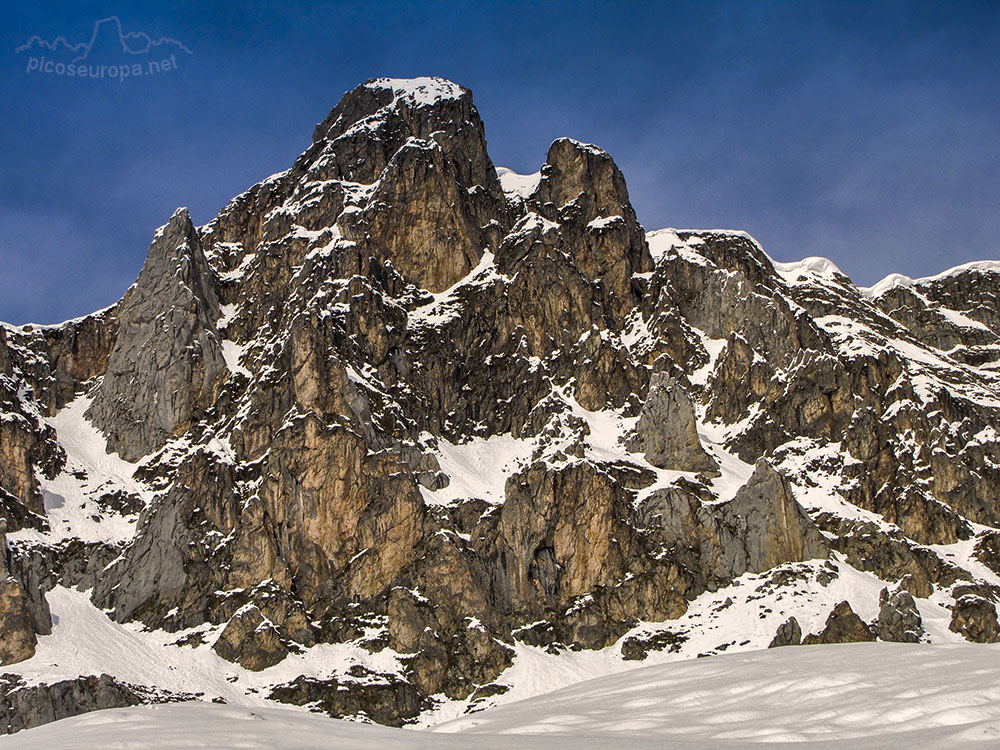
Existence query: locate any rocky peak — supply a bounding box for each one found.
[627,373,716,472]
[313,77,470,143]
[86,207,226,461]
[524,137,652,315]
[532,137,636,221]
[308,77,501,196]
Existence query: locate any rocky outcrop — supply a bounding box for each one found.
[346,138,490,292]
[87,208,227,462]
[949,595,1000,643]
[802,601,876,645]
[632,463,828,599]
[974,531,1000,576]
[0,579,36,666]
[268,671,426,726]
[0,330,64,523]
[488,461,634,615]
[724,461,828,572]
[0,675,143,734]
[875,582,923,643]
[212,605,289,671]
[818,516,967,598]
[636,462,827,588]
[768,617,802,648]
[0,522,37,666]
[527,137,652,318]
[0,417,51,521]
[36,306,120,413]
[621,629,688,659]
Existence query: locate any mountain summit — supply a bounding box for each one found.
[1,77,998,732]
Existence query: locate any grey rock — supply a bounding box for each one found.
[768,616,802,647]
[527,137,652,322]
[818,516,967,599]
[87,207,227,461]
[725,461,829,573]
[0,674,143,734]
[269,671,426,726]
[635,462,827,588]
[621,629,688,660]
[628,373,717,472]
[875,584,923,643]
[949,594,1000,643]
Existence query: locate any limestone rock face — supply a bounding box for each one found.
[345,138,488,293]
[37,305,120,412]
[723,460,829,574]
[87,208,227,462]
[635,462,827,590]
[489,461,632,614]
[803,601,876,645]
[308,78,507,293]
[627,373,716,472]
[973,531,1000,576]
[0,418,56,520]
[0,521,37,665]
[2,77,1000,732]
[0,329,64,525]
[311,78,502,196]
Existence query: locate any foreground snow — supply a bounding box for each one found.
[6,643,999,749]
[437,642,1000,744]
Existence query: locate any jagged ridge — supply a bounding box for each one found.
[1,77,998,732]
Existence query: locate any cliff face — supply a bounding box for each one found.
[1,77,998,731]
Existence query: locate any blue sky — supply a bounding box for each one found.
[2,1,998,324]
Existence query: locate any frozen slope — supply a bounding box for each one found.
[438,642,1000,745]
[5,643,999,750]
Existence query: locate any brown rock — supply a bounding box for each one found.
[973,531,1000,576]
[0,577,37,665]
[802,601,876,645]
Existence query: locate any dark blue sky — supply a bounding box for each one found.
[2,1,998,324]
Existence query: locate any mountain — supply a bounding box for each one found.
[1,76,998,734]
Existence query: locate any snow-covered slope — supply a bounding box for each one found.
[6,643,999,749]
